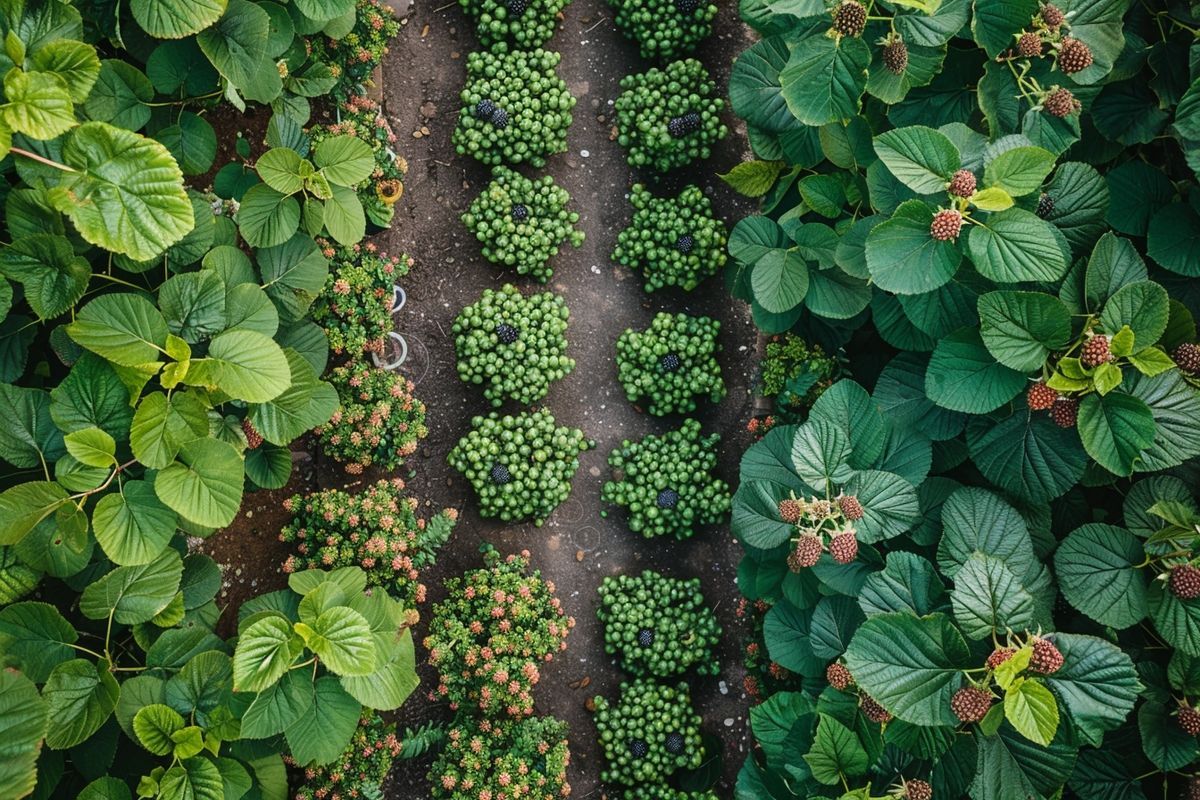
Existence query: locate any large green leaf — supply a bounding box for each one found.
[1084,232,1147,310]
[1042,633,1140,747]
[43,659,119,749]
[131,0,227,38]
[196,0,275,101]
[925,329,1026,413]
[844,469,920,544]
[248,349,336,445]
[92,480,177,566]
[1054,524,1146,629]
[1139,699,1199,770]
[804,715,869,785]
[49,354,134,438]
[154,438,244,527]
[159,758,223,800]
[2,69,74,140]
[788,419,852,494]
[858,551,946,618]
[967,208,1068,283]
[1147,201,1200,277]
[0,669,48,798]
[866,200,962,294]
[132,703,184,755]
[0,481,71,546]
[762,600,824,678]
[983,146,1056,197]
[729,36,797,133]
[0,601,77,682]
[970,723,1076,800]
[129,390,209,470]
[240,669,311,739]
[257,233,328,323]
[0,383,64,468]
[283,676,360,766]
[950,554,1035,641]
[1098,280,1169,353]
[321,184,365,246]
[159,271,226,344]
[751,249,809,314]
[1124,370,1200,472]
[293,606,375,677]
[873,126,960,193]
[0,234,89,319]
[808,380,888,468]
[192,329,290,403]
[314,135,374,187]
[67,293,168,367]
[1003,678,1059,747]
[936,486,1035,580]
[967,409,1087,502]
[843,612,971,727]
[977,291,1072,373]
[237,184,299,248]
[1077,391,1156,476]
[339,628,419,711]
[79,548,183,624]
[779,35,870,126]
[232,614,301,693]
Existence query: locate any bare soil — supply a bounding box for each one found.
[203,1,760,796]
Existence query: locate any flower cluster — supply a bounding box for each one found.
[458,0,569,48]
[279,478,458,605]
[610,0,718,60]
[429,715,572,800]
[308,0,401,100]
[309,239,410,356]
[453,284,575,407]
[615,312,725,415]
[613,184,727,292]
[597,569,722,677]
[592,680,704,785]
[759,334,839,421]
[424,548,574,718]
[311,95,407,228]
[615,59,727,172]
[601,419,731,539]
[779,491,865,570]
[454,46,576,167]
[462,166,584,282]
[447,409,592,525]
[316,362,428,473]
[291,712,402,800]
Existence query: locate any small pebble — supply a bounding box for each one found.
[580,149,590,157]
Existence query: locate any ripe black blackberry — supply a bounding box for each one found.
[489,462,512,485]
[1017,31,1042,57]
[1044,87,1080,118]
[664,732,686,755]
[675,233,695,254]
[882,37,908,74]
[788,535,823,571]
[986,647,1016,670]
[1036,193,1054,218]
[505,0,529,14]
[904,779,933,800]
[675,0,701,13]
[1180,703,1200,736]
[833,0,866,37]
[948,169,977,198]
[829,531,858,565]
[838,494,864,521]
[1027,382,1059,411]
[1050,397,1078,428]
[511,203,529,221]
[667,116,689,138]
[637,628,655,647]
[930,209,963,241]
[826,662,853,690]
[656,488,680,509]
[778,498,802,524]
[1171,564,1200,600]
[951,686,993,723]
[495,322,520,344]
[1174,342,1200,376]
[1041,3,1065,29]
[1080,334,1112,368]
[860,694,892,724]
[629,738,649,758]
[490,106,510,129]
[659,352,682,372]
[1057,37,1093,74]
[1030,637,1064,674]
[475,98,497,119]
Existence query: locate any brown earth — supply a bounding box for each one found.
[203,0,760,796]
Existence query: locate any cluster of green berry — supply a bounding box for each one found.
[308,0,401,101]
[454,46,576,167]
[615,59,727,172]
[291,712,402,800]
[279,478,457,605]
[601,419,731,539]
[447,409,594,524]
[625,788,720,800]
[430,715,572,800]
[613,184,727,292]
[424,547,573,717]
[610,0,717,60]
[616,312,725,415]
[592,680,704,785]
[316,362,428,473]
[309,239,410,356]
[759,333,839,422]
[462,166,584,282]
[458,0,569,48]
[453,284,575,406]
[597,569,722,676]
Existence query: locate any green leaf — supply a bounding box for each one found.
[951,554,1035,641]
[314,135,373,187]
[129,390,208,470]
[159,758,223,800]
[866,200,962,294]
[321,184,365,246]
[719,160,785,197]
[85,60,154,131]
[156,112,217,176]
[1054,524,1146,629]
[1139,699,1199,770]
[967,409,1086,502]
[131,0,227,38]
[1003,678,1058,746]
[873,126,961,193]
[858,551,946,617]
[80,548,183,624]
[0,234,90,319]
[232,614,301,693]
[936,486,1035,580]
[193,329,290,403]
[779,35,870,126]
[283,676,360,766]
[925,329,1026,413]
[789,420,852,494]
[1043,632,1140,747]
[339,628,418,711]
[29,39,100,103]
[257,233,329,323]
[255,148,304,195]
[843,612,971,727]
[293,606,375,677]
[0,481,70,545]
[196,0,276,102]
[0,669,48,798]
[67,293,168,367]
[0,601,77,682]
[1099,280,1170,353]
[240,669,310,739]
[154,438,244,527]
[977,290,1072,372]
[970,722,1076,800]
[1077,392,1157,477]
[762,600,824,678]
[804,715,869,785]
[236,184,300,249]
[1147,202,1200,277]
[967,208,1068,283]
[64,427,114,468]
[132,703,185,755]
[0,383,64,468]
[43,659,119,749]
[844,469,920,544]
[92,480,177,566]
[248,349,336,445]
[983,146,1056,197]
[2,69,74,139]
[751,249,809,314]
[970,186,1013,211]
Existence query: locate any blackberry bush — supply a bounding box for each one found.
[613,183,727,292]
[601,419,731,538]
[430,715,572,800]
[309,240,411,357]
[609,0,718,60]
[462,166,584,282]
[615,312,725,415]
[316,362,428,473]
[453,284,574,406]
[592,680,704,785]
[279,478,457,605]
[454,46,576,167]
[614,59,727,172]
[447,409,593,524]
[291,712,402,800]
[424,548,573,718]
[458,0,568,48]
[597,569,722,676]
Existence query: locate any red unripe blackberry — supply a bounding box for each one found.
[1044,87,1080,118]
[1171,564,1200,600]
[829,531,858,564]
[1036,193,1054,219]
[860,694,892,724]
[826,662,853,690]
[948,170,977,198]
[788,535,823,571]
[951,686,993,723]
[882,38,908,74]
[242,418,263,449]
[1179,703,1200,737]
[1030,637,1064,674]
[1026,382,1059,411]
[833,0,866,37]
[1017,31,1042,57]
[986,647,1016,670]
[904,779,933,800]
[930,209,963,241]
[778,498,803,524]
[1080,334,1113,368]
[1174,342,1200,376]
[1050,397,1079,428]
[1040,3,1064,28]
[1057,37,1093,74]
[838,494,864,521]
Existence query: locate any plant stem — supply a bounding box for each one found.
[9,147,78,174]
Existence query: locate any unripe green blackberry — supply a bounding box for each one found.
[592,681,704,785]
[613,184,727,292]
[1174,342,1200,376]
[1057,37,1093,74]
[951,686,993,723]
[1080,334,1112,368]
[610,0,717,60]
[833,0,866,37]
[615,312,724,415]
[459,0,567,48]
[930,208,963,241]
[615,59,727,172]
[948,170,976,198]
[1027,382,1059,411]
